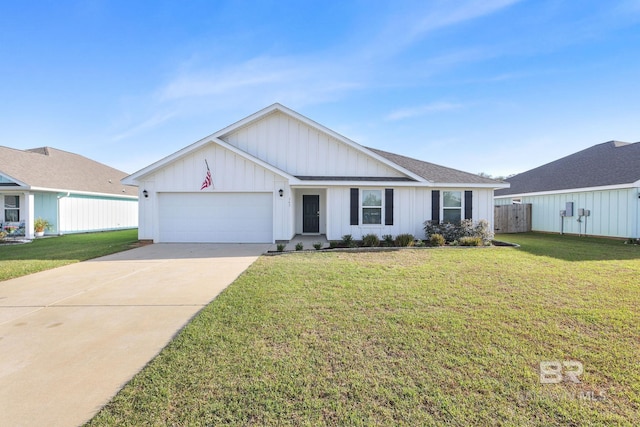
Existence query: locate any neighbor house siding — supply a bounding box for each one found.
[496,188,639,237]
[34,193,59,234]
[222,111,405,178]
[58,195,137,234]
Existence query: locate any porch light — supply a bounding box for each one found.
[143,190,149,198]
[279,189,284,198]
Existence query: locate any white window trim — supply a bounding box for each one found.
[360,188,384,226]
[441,191,464,223]
[3,194,21,223]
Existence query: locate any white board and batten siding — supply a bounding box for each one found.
[137,143,289,243]
[222,111,405,178]
[326,187,495,241]
[495,187,639,238]
[59,195,138,233]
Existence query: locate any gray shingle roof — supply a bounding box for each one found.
[495,140,640,196]
[0,146,138,196]
[367,147,502,184]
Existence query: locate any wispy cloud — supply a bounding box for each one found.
[409,0,521,40]
[111,1,520,140]
[158,55,363,106]
[362,0,522,59]
[112,110,177,141]
[386,102,463,121]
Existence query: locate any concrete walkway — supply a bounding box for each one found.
[0,243,269,427]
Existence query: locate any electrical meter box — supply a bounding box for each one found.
[565,202,574,217]
[577,208,585,216]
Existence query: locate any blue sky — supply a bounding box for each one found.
[2,1,639,177]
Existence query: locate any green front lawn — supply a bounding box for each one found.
[0,229,139,281]
[88,233,640,426]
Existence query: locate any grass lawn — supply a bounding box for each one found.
[88,233,639,426]
[0,229,139,281]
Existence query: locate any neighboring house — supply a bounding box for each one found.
[123,103,507,243]
[0,146,138,239]
[495,140,640,238]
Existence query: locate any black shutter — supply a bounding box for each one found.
[464,190,473,220]
[385,189,394,225]
[431,190,440,223]
[350,188,359,225]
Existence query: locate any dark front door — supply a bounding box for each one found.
[302,195,320,233]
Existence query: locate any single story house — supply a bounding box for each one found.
[495,140,640,238]
[0,146,138,239]
[123,103,508,243]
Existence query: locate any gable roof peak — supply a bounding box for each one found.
[26,147,52,156]
[611,140,631,148]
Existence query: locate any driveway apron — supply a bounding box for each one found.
[0,243,269,427]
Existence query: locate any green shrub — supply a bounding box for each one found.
[395,233,415,247]
[473,220,494,245]
[341,234,357,248]
[329,241,339,249]
[424,219,494,244]
[362,233,380,247]
[415,239,425,247]
[429,233,446,246]
[295,242,304,251]
[276,243,286,252]
[459,236,482,246]
[382,234,395,247]
[313,242,323,250]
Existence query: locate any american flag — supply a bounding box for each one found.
[200,159,213,190]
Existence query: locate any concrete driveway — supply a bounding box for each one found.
[0,243,269,427]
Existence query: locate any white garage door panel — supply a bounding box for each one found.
[158,193,273,243]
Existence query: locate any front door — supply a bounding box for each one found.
[302,195,320,233]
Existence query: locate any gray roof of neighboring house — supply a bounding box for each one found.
[495,140,640,196]
[367,147,502,184]
[0,146,138,197]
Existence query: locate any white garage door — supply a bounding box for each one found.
[157,192,273,243]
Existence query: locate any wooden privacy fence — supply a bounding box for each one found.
[494,204,532,233]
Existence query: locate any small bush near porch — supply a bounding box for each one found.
[88,233,639,426]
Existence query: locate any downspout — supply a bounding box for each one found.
[637,188,640,238]
[57,192,70,235]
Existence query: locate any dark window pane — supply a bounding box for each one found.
[362,208,382,224]
[5,209,19,222]
[362,190,382,207]
[443,208,461,224]
[443,191,461,208]
[4,196,19,209]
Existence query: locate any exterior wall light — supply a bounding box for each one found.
[279,189,284,197]
[143,190,149,198]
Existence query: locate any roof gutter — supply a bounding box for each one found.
[291,181,509,189]
[29,186,138,200]
[494,182,638,199]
